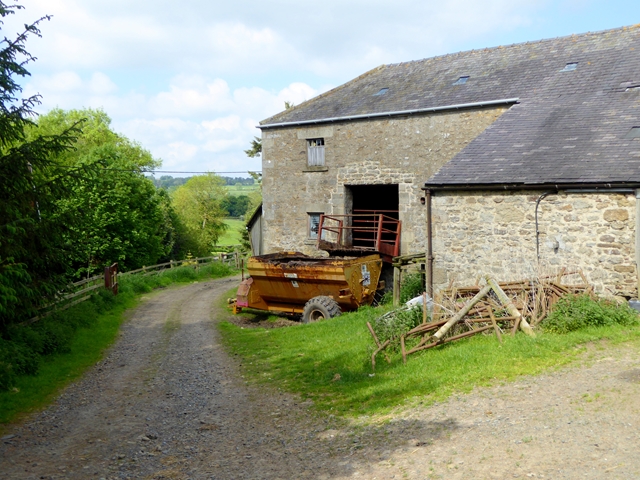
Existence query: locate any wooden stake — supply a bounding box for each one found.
[486,276,535,337]
[432,284,492,342]
[371,339,390,370]
[401,335,407,364]
[367,321,381,348]
[488,308,503,344]
[422,292,427,324]
[393,266,401,307]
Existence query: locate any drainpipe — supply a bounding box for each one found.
[426,189,434,298]
[535,191,556,263]
[636,189,640,299]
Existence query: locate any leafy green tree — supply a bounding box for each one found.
[171,174,228,256]
[0,3,81,325]
[28,108,172,277]
[244,136,261,158]
[220,195,251,218]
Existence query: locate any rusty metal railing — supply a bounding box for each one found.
[317,212,401,258]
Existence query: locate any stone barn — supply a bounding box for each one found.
[258,25,640,297]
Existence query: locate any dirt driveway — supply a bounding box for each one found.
[1,277,640,479]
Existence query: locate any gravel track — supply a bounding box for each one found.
[2,277,640,479]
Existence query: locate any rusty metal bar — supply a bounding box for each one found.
[406,325,494,355]
[317,214,326,245]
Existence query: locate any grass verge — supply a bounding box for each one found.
[219,303,640,419]
[0,262,237,427]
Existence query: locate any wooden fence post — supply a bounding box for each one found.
[393,265,402,306]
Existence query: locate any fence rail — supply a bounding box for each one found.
[25,253,240,324]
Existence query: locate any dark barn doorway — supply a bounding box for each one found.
[345,184,399,250]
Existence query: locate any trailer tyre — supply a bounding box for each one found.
[302,296,342,323]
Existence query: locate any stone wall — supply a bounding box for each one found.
[261,107,507,256]
[432,190,638,298]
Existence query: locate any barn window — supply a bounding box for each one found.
[308,213,322,239]
[307,138,325,166]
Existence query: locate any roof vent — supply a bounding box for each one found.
[625,127,640,139]
[452,76,469,85]
[561,62,578,72]
[373,88,389,96]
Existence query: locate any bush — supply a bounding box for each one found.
[543,294,639,334]
[400,273,424,304]
[371,305,423,351]
[35,318,74,355]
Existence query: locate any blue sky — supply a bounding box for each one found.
[6,0,640,177]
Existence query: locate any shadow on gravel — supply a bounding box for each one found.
[303,416,463,479]
[618,368,640,383]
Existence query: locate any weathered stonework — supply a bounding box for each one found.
[432,191,638,298]
[261,107,507,256]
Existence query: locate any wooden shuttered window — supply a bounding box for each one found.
[307,138,325,166]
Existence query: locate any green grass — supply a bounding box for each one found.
[220,304,640,419]
[0,262,237,427]
[217,218,244,246]
[0,296,134,427]
[224,184,260,196]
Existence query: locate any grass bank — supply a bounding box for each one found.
[220,302,640,419]
[0,262,236,426]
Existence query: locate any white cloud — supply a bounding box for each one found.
[23,71,146,117]
[13,0,547,80]
[45,71,83,92]
[156,142,199,170]
[149,77,235,117]
[110,81,318,173]
[89,72,118,95]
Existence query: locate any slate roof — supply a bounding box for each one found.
[260,25,640,188]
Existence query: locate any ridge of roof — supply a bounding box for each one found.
[386,23,640,69]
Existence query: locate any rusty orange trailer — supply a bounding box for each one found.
[232,252,383,322]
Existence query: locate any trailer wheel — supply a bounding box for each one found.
[302,296,342,323]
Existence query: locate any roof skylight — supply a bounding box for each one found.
[373,88,389,96]
[561,62,578,72]
[625,127,640,139]
[452,76,469,85]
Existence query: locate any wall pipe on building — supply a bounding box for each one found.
[636,190,640,299]
[426,189,434,298]
[535,191,556,263]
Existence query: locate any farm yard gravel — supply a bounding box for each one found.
[1,277,640,479]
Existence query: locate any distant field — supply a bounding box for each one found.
[225,184,260,196]
[217,218,244,246]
